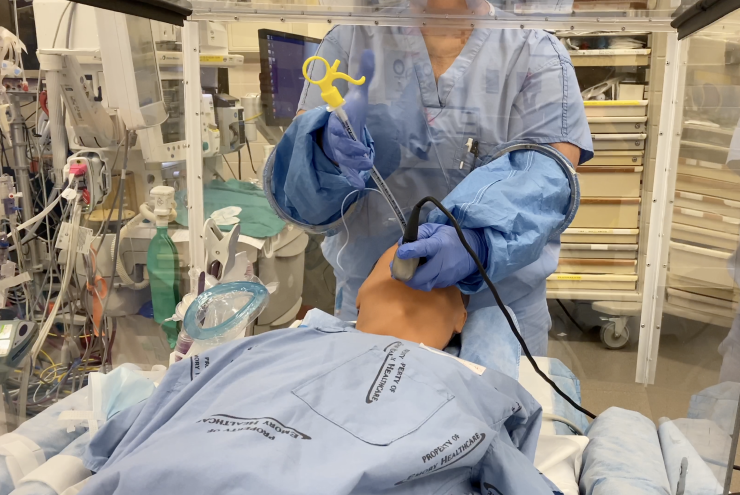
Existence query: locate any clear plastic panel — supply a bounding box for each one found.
[126,15,165,110]
[549,28,654,445]
[20,5,738,490]
[160,79,186,145]
[650,12,740,493]
[191,0,677,23]
[223,16,657,407]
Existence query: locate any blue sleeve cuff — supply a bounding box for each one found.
[429,144,573,294]
[458,228,489,292]
[267,107,374,228]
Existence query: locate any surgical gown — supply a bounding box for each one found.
[266,26,593,355]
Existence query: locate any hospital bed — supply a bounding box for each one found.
[0,307,731,495]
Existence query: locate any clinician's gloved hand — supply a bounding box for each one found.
[393,223,488,291]
[322,49,375,190]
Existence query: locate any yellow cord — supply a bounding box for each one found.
[244,112,263,122]
[39,350,56,368]
[39,363,65,382]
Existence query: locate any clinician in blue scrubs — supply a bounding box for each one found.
[265,0,593,356]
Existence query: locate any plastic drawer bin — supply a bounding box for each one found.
[668,241,735,289]
[675,191,740,219]
[667,273,739,302]
[584,151,643,166]
[663,301,734,327]
[569,50,651,67]
[591,133,647,151]
[671,222,739,251]
[578,166,642,197]
[677,157,740,184]
[676,174,740,202]
[561,228,639,244]
[584,100,648,117]
[546,273,637,290]
[560,243,638,259]
[679,142,729,166]
[681,123,733,148]
[665,287,736,319]
[555,258,637,274]
[570,198,640,228]
[588,116,647,134]
[672,207,740,235]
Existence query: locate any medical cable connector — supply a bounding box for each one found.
[0,233,9,265]
[397,195,597,420]
[0,175,18,219]
[302,56,407,231]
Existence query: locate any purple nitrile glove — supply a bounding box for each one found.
[392,223,488,291]
[322,49,375,190]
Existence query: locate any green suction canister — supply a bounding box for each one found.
[146,186,180,348]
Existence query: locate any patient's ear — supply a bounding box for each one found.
[453,309,467,335]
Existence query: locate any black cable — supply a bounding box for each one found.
[223,155,237,179]
[92,142,126,247]
[0,130,10,171]
[245,136,256,175]
[734,464,740,471]
[237,150,242,180]
[556,299,587,334]
[100,131,132,370]
[408,196,597,420]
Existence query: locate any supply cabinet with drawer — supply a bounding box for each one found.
[665,122,740,323]
[548,32,657,302]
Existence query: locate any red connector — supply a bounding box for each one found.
[39,91,48,116]
[69,159,88,177]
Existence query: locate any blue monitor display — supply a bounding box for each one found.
[259,29,321,126]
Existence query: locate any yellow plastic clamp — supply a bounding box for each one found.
[302,56,365,109]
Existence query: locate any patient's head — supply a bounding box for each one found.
[355,246,467,349]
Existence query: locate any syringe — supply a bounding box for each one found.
[303,56,407,231]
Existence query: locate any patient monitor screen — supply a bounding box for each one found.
[259,29,321,126]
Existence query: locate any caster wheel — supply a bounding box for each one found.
[600,321,629,350]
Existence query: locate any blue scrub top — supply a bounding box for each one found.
[266,26,593,353]
[79,314,559,495]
